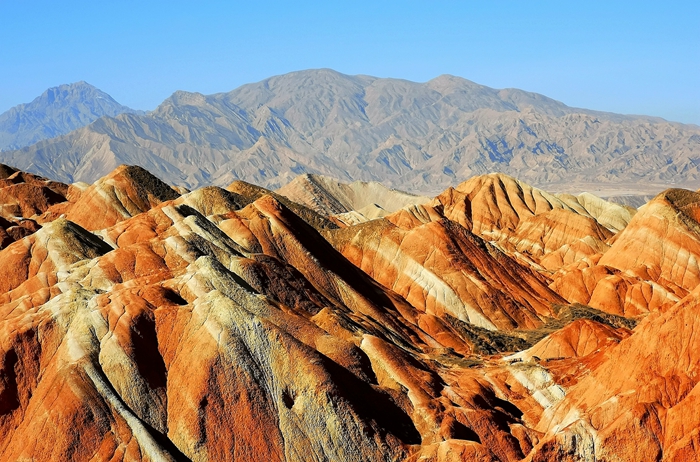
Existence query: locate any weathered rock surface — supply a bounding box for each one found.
[0,164,70,249]
[0,164,697,461]
[551,187,700,316]
[327,210,563,332]
[529,286,700,461]
[511,318,631,362]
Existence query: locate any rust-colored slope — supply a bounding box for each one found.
[0,173,574,461]
[0,197,419,461]
[227,179,338,231]
[328,214,563,331]
[529,286,700,461]
[59,164,180,231]
[0,165,697,461]
[450,173,577,239]
[551,188,700,316]
[598,188,700,292]
[0,218,112,295]
[513,318,631,361]
[434,173,630,275]
[0,164,70,249]
[511,209,613,270]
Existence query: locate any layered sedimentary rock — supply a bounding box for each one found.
[0,164,697,461]
[0,163,69,249]
[551,188,700,316]
[529,286,700,461]
[327,209,563,332]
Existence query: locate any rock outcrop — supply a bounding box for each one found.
[0,164,697,461]
[0,164,70,249]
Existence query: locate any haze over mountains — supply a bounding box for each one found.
[1,69,698,196]
[0,82,140,151]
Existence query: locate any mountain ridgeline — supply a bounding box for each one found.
[1,69,698,195]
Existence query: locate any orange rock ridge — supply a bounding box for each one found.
[0,164,696,461]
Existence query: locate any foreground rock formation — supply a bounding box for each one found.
[0,164,697,461]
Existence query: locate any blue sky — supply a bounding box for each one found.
[1,1,698,124]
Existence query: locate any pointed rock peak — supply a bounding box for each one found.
[61,165,180,231]
[228,179,337,231]
[175,186,248,217]
[656,188,700,212]
[650,188,700,232]
[280,173,340,192]
[105,165,180,203]
[456,173,565,208]
[0,163,19,179]
[465,172,516,185]
[34,217,113,256]
[455,173,537,204]
[226,179,273,201]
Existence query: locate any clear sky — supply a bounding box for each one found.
[1,0,698,124]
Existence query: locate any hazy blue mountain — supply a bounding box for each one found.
[1,69,698,195]
[0,82,141,151]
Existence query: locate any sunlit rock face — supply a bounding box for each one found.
[0,164,697,461]
[0,163,70,250]
[551,188,700,317]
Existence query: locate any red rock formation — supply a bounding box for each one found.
[0,165,697,461]
[60,164,180,231]
[0,164,70,248]
[328,213,563,331]
[530,286,700,461]
[551,188,700,316]
[514,319,631,361]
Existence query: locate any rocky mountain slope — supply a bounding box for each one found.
[0,82,140,151]
[1,70,698,195]
[0,163,697,461]
[276,174,430,225]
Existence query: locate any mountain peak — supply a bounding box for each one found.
[427,73,481,87]
[161,90,209,108]
[0,82,140,151]
[37,81,115,105]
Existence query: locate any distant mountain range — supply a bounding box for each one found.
[0,81,140,151]
[1,69,698,195]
